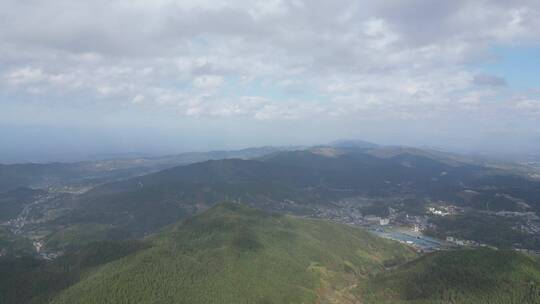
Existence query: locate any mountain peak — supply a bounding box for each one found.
[329,139,379,149]
[50,204,416,304]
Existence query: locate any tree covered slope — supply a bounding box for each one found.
[50,203,416,304]
[360,248,540,304]
[0,240,147,304]
[3,204,540,304]
[0,227,34,258]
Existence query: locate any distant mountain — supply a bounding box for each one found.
[260,147,480,189]
[0,146,286,193]
[43,145,539,242]
[329,139,379,149]
[67,158,320,234]
[3,144,539,253]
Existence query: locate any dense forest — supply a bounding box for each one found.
[2,203,416,303]
[0,240,146,304]
[2,203,540,303]
[360,249,540,304]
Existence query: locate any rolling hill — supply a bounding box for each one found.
[50,203,417,304]
[2,203,417,304]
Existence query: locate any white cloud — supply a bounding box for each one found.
[192,75,224,90]
[515,99,540,115]
[131,94,145,104]
[0,0,539,149]
[5,67,47,85]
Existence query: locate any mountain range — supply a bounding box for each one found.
[2,142,540,303]
[41,145,538,241]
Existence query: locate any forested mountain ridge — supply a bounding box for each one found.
[55,146,540,235]
[1,203,417,304]
[2,204,539,304]
[0,146,284,193]
[3,145,540,260]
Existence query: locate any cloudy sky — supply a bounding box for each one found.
[1,0,539,162]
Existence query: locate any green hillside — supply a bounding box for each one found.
[3,204,540,304]
[360,249,540,304]
[0,187,44,221]
[0,227,34,258]
[50,203,416,304]
[44,223,130,251]
[59,148,540,240]
[0,240,147,304]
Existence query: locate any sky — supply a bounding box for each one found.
[1,0,540,162]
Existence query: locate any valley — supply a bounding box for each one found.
[2,144,540,257]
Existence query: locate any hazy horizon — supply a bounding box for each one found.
[2,130,539,164]
[1,1,539,163]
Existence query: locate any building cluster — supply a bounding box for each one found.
[427,203,460,216]
[445,236,496,249]
[311,200,434,232]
